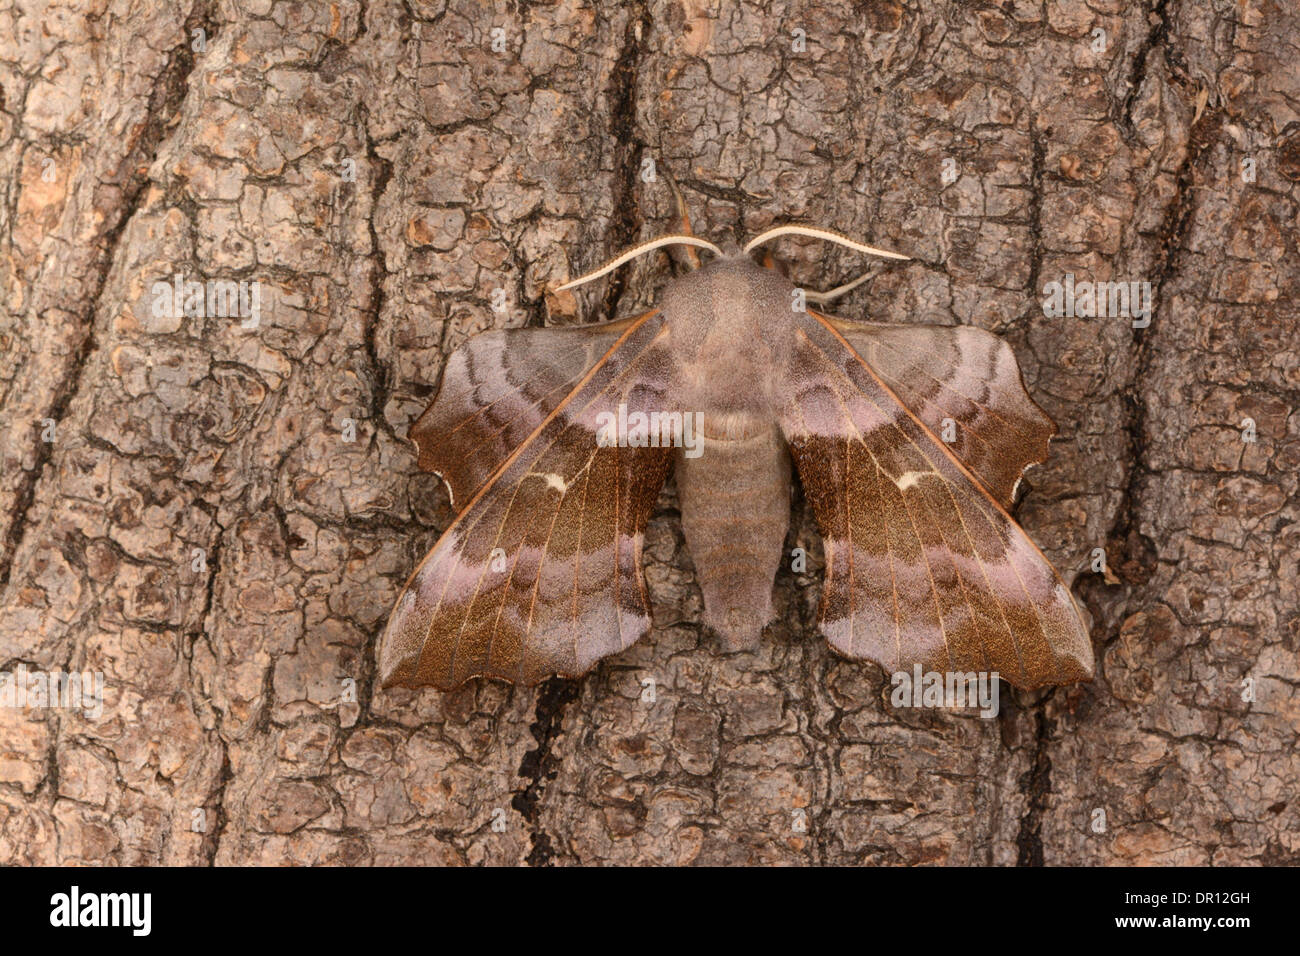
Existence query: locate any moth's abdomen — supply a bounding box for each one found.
[675,416,791,650]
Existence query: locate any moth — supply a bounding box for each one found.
[380,224,1094,691]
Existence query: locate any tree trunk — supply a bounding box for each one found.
[1,0,1296,865]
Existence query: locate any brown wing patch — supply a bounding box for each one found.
[381,311,675,689]
[412,313,651,508]
[820,312,1055,508]
[781,311,1092,689]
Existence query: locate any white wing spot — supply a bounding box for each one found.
[530,471,568,493]
[893,470,937,492]
[431,470,454,509]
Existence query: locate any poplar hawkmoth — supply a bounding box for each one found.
[379,225,1093,691]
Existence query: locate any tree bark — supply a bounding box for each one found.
[1,0,1296,865]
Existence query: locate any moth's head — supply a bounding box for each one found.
[661,248,792,311]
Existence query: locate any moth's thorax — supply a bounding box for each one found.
[660,256,796,413]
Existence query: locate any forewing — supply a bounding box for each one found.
[413,313,648,508]
[382,311,675,689]
[782,311,1092,689]
[821,312,1055,508]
